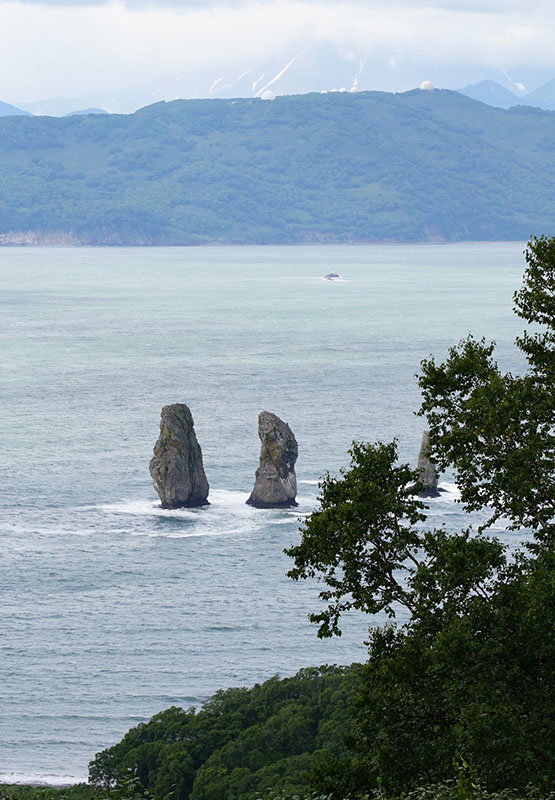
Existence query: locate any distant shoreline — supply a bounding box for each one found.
[0,777,86,790]
[0,238,527,248]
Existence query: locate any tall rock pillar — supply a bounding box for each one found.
[150,404,209,508]
[247,412,298,508]
[417,430,440,497]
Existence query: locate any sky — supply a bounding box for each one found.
[2,0,555,104]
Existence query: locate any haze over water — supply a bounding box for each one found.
[0,243,528,784]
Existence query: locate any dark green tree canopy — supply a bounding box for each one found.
[286,440,506,638]
[287,236,554,641]
[285,237,555,795]
[514,235,555,374]
[418,235,554,542]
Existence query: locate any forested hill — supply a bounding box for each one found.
[2,89,555,245]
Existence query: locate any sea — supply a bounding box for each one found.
[0,242,530,786]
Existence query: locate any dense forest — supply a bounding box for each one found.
[1,89,555,245]
[3,238,552,800]
[88,666,360,800]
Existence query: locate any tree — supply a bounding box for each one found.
[286,439,506,637]
[286,237,555,795]
[418,235,554,544]
[88,667,362,800]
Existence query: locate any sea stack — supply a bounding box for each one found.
[246,411,298,508]
[149,404,209,508]
[417,430,440,497]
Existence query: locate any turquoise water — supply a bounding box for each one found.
[0,243,528,784]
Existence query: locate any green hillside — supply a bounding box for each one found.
[1,89,555,245]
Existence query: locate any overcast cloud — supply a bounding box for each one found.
[1,0,555,104]
[3,0,547,7]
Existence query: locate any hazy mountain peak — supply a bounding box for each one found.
[0,99,32,117]
[457,80,519,109]
[520,77,555,111]
[63,108,110,117]
[16,42,369,116]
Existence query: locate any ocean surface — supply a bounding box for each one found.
[0,242,530,785]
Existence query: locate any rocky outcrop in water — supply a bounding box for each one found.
[246,412,298,508]
[149,404,209,508]
[417,430,441,497]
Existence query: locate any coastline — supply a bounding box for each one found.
[0,236,526,248]
[0,775,85,790]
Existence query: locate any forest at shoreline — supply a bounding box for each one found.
[2,90,555,246]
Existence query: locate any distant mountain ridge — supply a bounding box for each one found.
[457,80,520,109]
[1,89,555,246]
[16,43,367,116]
[522,78,555,111]
[458,77,555,111]
[13,43,555,118]
[10,39,555,117]
[64,108,110,117]
[0,100,31,117]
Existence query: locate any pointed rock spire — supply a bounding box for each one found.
[150,404,209,508]
[417,430,440,497]
[247,411,298,508]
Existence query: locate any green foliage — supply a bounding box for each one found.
[253,759,555,800]
[4,774,552,800]
[2,91,555,243]
[287,239,555,796]
[514,236,555,374]
[88,666,361,800]
[286,440,428,633]
[344,552,554,795]
[286,439,507,637]
[0,784,98,800]
[418,237,554,542]
[103,770,159,800]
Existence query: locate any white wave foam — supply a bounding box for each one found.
[100,499,205,518]
[433,482,461,502]
[99,489,315,517]
[99,489,251,518]
[299,479,319,485]
[95,489,313,539]
[0,771,86,787]
[208,489,252,506]
[438,481,458,494]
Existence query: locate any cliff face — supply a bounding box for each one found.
[247,411,298,508]
[0,230,81,245]
[149,404,209,508]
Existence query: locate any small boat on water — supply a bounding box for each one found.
[324,270,340,280]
